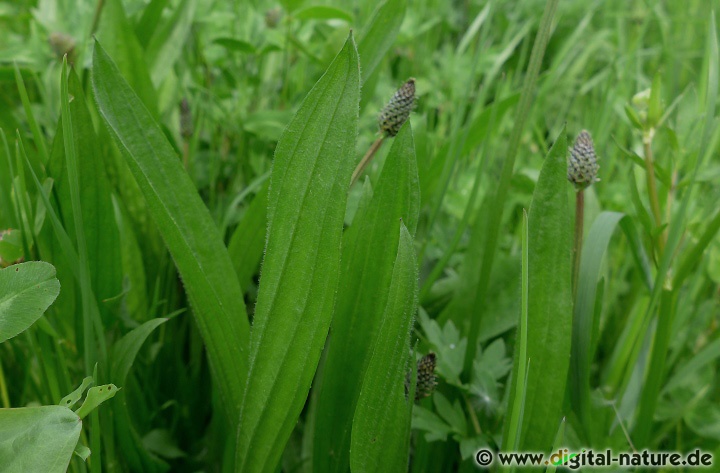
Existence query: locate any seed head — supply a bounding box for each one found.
[568,130,599,190]
[414,352,437,401]
[378,78,416,137]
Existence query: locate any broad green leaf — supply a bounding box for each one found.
[357,0,405,84]
[294,6,352,23]
[350,223,417,473]
[227,182,269,291]
[518,127,572,452]
[92,40,249,422]
[0,406,81,473]
[313,122,419,473]
[0,261,60,343]
[569,211,623,442]
[236,33,360,473]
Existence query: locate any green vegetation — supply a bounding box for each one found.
[1,0,719,471]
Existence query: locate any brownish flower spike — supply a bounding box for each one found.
[378,78,416,137]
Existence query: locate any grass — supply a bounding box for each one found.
[1,0,719,471]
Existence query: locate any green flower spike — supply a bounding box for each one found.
[568,129,599,190]
[379,78,416,137]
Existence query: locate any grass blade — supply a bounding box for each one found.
[236,33,360,473]
[91,40,250,422]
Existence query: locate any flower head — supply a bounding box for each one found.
[378,78,416,137]
[568,130,599,189]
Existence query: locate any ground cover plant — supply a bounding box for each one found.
[1,0,719,471]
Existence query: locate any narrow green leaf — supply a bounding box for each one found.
[0,406,81,473]
[350,223,417,473]
[236,34,360,473]
[294,6,353,23]
[519,127,572,452]
[213,38,257,55]
[135,0,170,46]
[13,64,49,164]
[0,261,60,343]
[313,122,419,473]
[111,318,169,385]
[91,40,249,421]
[569,211,624,442]
[227,182,269,291]
[357,0,405,84]
[502,210,530,455]
[97,0,157,116]
[60,58,105,379]
[49,68,122,315]
[145,0,196,86]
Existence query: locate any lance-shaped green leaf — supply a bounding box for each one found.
[0,261,60,343]
[313,122,419,473]
[48,69,122,317]
[91,40,249,421]
[235,34,360,473]
[350,222,418,473]
[510,128,572,452]
[0,406,81,473]
[569,211,624,443]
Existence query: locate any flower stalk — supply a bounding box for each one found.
[351,78,416,185]
[567,130,599,296]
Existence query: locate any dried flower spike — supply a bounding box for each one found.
[378,78,416,137]
[568,130,599,190]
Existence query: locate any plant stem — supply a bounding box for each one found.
[572,189,584,298]
[351,136,384,185]
[463,393,482,435]
[643,130,666,255]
